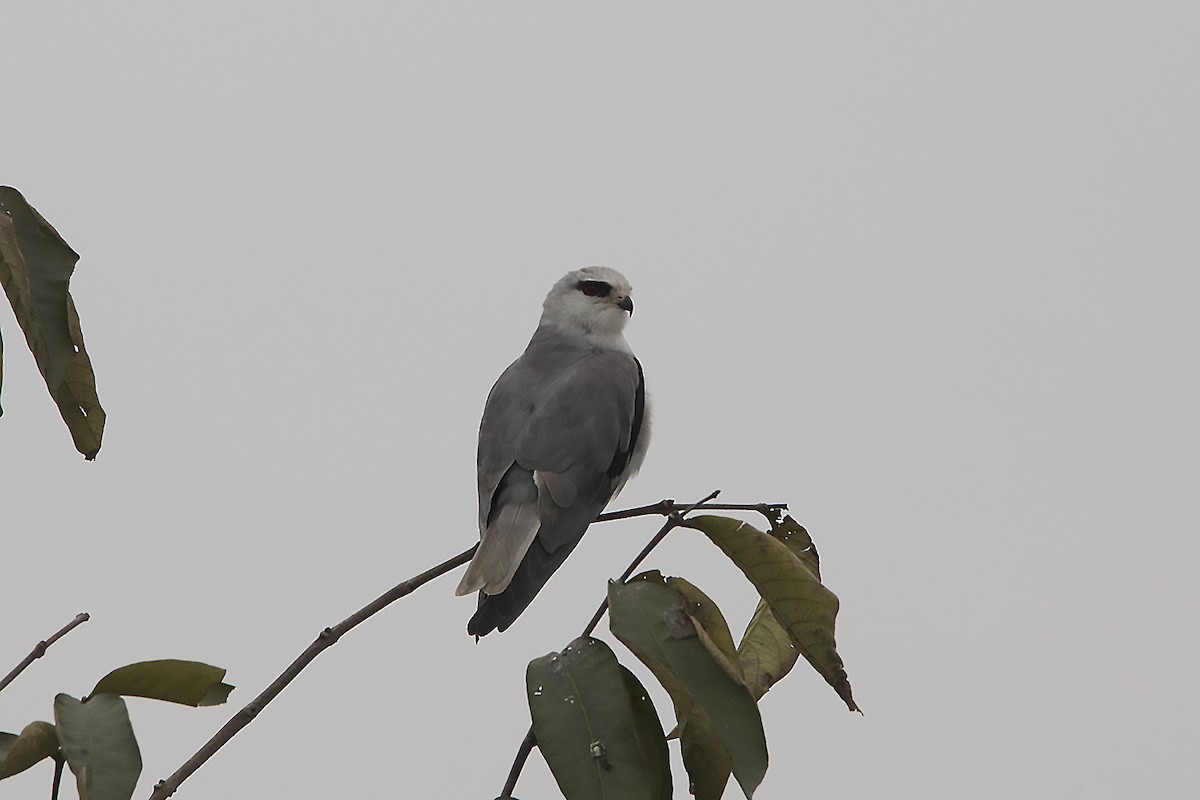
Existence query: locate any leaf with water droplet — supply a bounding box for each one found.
[527,636,670,799]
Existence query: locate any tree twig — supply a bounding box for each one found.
[497,727,538,800]
[148,493,769,799]
[147,545,477,800]
[596,499,785,524]
[52,753,65,800]
[0,613,90,696]
[582,489,722,637]
[498,489,723,799]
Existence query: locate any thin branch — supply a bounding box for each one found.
[497,727,537,800]
[596,499,786,524]
[51,753,65,800]
[147,545,477,800]
[148,493,765,799]
[0,613,89,696]
[582,489,722,638]
[498,489,722,799]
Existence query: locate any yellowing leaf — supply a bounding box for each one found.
[768,516,821,580]
[91,660,232,707]
[0,721,59,779]
[0,187,104,458]
[737,600,800,701]
[684,515,859,712]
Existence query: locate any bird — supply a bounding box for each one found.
[456,266,650,636]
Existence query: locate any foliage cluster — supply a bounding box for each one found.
[1,655,232,800]
[522,513,856,800]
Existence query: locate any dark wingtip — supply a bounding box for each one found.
[468,587,499,637]
[469,589,532,637]
[466,615,495,638]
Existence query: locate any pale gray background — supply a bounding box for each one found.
[2,4,1197,799]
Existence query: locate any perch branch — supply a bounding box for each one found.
[0,612,89,696]
[149,492,770,799]
[147,545,477,799]
[596,499,786,525]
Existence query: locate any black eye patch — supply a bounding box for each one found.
[577,280,611,298]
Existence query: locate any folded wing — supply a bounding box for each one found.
[457,333,647,635]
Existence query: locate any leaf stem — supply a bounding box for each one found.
[497,727,537,800]
[51,753,65,800]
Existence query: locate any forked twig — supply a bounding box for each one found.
[149,492,779,799]
[582,490,723,637]
[498,489,725,799]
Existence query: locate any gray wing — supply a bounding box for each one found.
[457,332,646,634]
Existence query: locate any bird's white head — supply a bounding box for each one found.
[539,266,636,350]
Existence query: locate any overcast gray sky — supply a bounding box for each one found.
[3,4,1197,798]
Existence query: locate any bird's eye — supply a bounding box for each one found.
[577,280,611,298]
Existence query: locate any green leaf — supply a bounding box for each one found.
[737,600,800,701]
[618,667,672,800]
[619,574,748,798]
[609,576,767,798]
[678,714,732,800]
[91,660,232,707]
[0,187,104,458]
[683,515,859,712]
[0,721,58,779]
[527,636,670,800]
[630,593,734,800]
[622,575,740,798]
[54,693,141,800]
[666,576,745,687]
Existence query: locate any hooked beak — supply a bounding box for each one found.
[618,295,634,315]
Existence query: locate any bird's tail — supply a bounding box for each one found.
[467,536,581,636]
